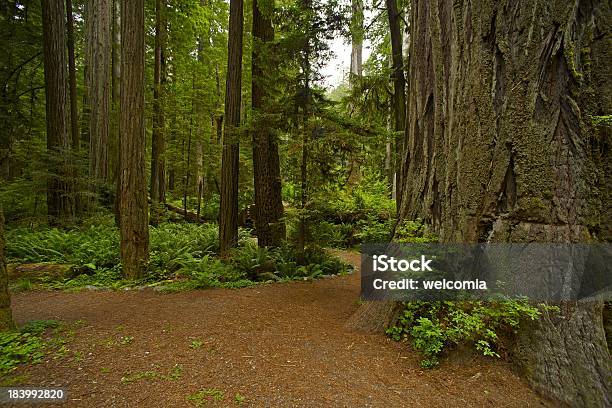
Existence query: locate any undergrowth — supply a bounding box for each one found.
[386,300,543,368]
[5,221,351,292]
[0,320,64,375]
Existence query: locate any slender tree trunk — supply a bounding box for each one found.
[41,0,73,224]
[346,0,363,186]
[252,0,285,248]
[219,0,243,256]
[111,0,121,225]
[183,93,193,221]
[350,0,363,77]
[150,0,167,225]
[385,0,405,210]
[87,0,111,186]
[195,141,203,221]
[119,0,149,279]
[297,126,308,252]
[0,207,14,331]
[66,0,79,150]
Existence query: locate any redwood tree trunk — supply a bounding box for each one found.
[391,0,610,405]
[219,0,243,256]
[385,0,405,210]
[0,207,14,331]
[66,0,79,150]
[41,0,73,224]
[346,0,363,186]
[111,0,121,225]
[252,0,285,248]
[119,0,149,279]
[150,0,167,225]
[87,0,111,184]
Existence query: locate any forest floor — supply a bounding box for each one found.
[7,250,549,407]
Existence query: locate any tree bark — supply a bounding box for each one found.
[66,0,79,150]
[350,0,363,77]
[87,0,111,184]
[346,0,363,186]
[150,0,167,225]
[119,0,149,279]
[385,0,405,211]
[0,207,14,331]
[111,0,121,225]
[195,140,203,221]
[252,0,285,248]
[219,0,243,256]
[391,0,609,404]
[41,0,73,224]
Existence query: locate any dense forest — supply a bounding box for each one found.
[0,0,610,406]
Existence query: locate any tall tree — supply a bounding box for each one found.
[349,0,363,77]
[219,0,244,256]
[0,207,14,331]
[150,0,167,224]
[119,0,149,278]
[65,0,79,149]
[87,0,111,183]
[385,0,405,209]
[111,0,121,225]
[252,0,285,247]
[347,0,363,186]
[41,0,72,224]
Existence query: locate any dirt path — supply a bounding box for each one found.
[8,250,548,407]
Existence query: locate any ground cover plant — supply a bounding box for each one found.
[5,219,351,292]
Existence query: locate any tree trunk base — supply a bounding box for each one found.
[512,302,611,407]
[345,301,402,333]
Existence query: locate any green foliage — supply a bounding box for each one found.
[6,222,120,267]
[230,242,351,281]
[120,363,184,384]
[5,217,351,291]
[187,388,225,406]
[386,300,541,368]
[310,173,395,223]
[0,320,60,375]
[395,219,438,244]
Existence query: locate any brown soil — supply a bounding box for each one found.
[7,250,549,407]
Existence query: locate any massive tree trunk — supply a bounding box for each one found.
[0,207,14,331]
[41,0,73,224]
[87,0,111,184]
[394,0,610,405]
[119,0,149,279]
[66,0,79,150]
[385,0,405,210]
[219,0,243,256]
[150,0,167,225]
[252,0,285,248]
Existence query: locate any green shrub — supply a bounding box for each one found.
[6,219,350,291]
[309,221,351,247]
[395,219,438,243]
[354,218,394,243]
[0,320,60,374]
[386,300,541,367]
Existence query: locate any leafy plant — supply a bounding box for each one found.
[187,388,225,406]
[0,320,61,374]
[386,300,541,367]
